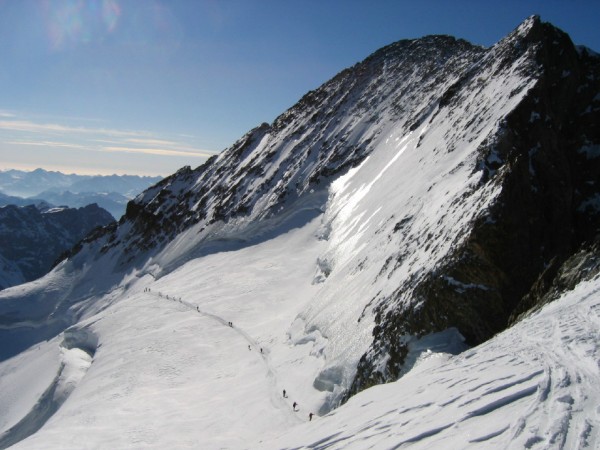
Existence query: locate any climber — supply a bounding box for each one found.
[283,389,287,398]
[293,402,298,411]
[309,412,314,421]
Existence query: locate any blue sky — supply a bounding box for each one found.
[0,0,598,176]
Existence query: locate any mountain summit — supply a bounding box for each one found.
[0,16,599,449]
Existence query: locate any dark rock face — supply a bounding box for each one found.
[511,236,600,323]
[0,204,115,289]
[347,17,600,399]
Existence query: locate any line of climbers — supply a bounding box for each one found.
[148,286,316,422]
[284,392,314,421]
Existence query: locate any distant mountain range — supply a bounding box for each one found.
[0,192,49,208]
[0,169,162,219]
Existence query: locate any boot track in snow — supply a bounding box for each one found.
[146,289,305,423]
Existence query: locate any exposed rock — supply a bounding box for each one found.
[0,204,115,289]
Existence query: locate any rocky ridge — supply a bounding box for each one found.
[101,34,485,269]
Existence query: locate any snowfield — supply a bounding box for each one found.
[0,214,598,449]
[0,218,329,449]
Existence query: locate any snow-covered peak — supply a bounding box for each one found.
[100,32,485,274]
[511,14,541,38]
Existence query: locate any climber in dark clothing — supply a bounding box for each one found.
[292,402,298,411]
[309,412,313,421]
[283,389,287,398]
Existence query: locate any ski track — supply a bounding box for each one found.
[510,292,600,449]
[145,289,304,424]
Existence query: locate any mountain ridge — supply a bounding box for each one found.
[0,168,161,198]
[91,27,487,274]
[0,168,163,219]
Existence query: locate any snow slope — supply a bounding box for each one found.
[1,215,598,449]
[0,219,329,448]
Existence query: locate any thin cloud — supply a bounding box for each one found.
[103,146,216,158]
[0,119,147,138]
[124,138,221,155]
[6,140,89,150]
[126,138,183,146]
[0,114,221,166]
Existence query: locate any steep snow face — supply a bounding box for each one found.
[317,15,600,402]
[297,16,544,407]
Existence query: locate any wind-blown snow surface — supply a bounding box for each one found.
[260,274,600,450]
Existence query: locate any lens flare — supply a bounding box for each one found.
[102,0,120,32]
[42,0,121,50]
